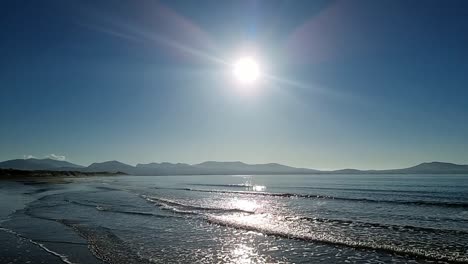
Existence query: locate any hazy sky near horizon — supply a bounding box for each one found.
[1,0,468,169]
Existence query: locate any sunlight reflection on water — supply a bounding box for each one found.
[239,176,267,191]
[252,185,266,192]
[231,243,257,264]
[230,198,259,212]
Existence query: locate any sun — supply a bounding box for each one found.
[233,57,260,84]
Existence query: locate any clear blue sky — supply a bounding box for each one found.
[1,0,467,169]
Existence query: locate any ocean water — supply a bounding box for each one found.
[1,174,467,263]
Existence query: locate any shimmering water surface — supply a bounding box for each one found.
[1,174,467,263]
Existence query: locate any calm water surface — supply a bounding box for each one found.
[1,174,467,263]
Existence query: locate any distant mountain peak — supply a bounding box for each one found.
[197,161,246,166]
[88,160,132,167]
[90,160,126,165]
[407,161,467,171]
[0,158,83,170]
[426,161,457,165]
[86,160,134,173]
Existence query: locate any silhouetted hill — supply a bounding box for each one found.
[131,161,320,175]
[389,162,468,174]
[329,169,363,174]
[327,162,468,174]
[194,161,319,174]
[0,158,83,171]
[86,161,135,173]
[135,162,198,175]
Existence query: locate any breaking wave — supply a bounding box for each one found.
[179,188,468,208]
[142,195,255,215]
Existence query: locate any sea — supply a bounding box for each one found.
[0,174,467,263]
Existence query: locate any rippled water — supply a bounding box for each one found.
[1,174,468,263]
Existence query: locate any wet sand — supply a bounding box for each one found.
[0,179,102,264]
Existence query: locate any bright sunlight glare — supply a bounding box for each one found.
[233,57,260,84]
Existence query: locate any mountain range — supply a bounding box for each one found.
[0,158,467,175]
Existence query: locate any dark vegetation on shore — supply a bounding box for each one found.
[0,168,125,179]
